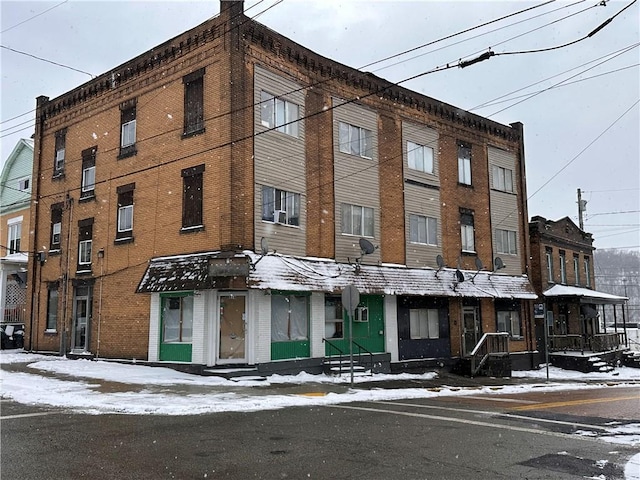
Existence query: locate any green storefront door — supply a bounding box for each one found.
[159,294,193,362]
[324,294,384,355]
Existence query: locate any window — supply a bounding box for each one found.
[54,129,66,174]
[458,142,472,185]
[77,218,93,272]
[546,248,554,282]
[119,100,137,157]
[409,308,439,339]
[559,251,567,284]
[407,141,434,174]
[497,309,521,337]
[339,122,373,158]
[7,220,21,254]
[409,214,437,245]
[271,294,309,342]
[81,147,96,199]
[116,183,135,241]
[341,203,374,237]
[260,91,300,137]
[181,164,204,230]
[46,284,59,331]
[460,211,475,252]
[17,178,29,191]
[50,203,63,251]
[492,165,514,192]
[584,257,591,288]
[183,68,204,136]
[574,255,580,285]
[324,296,344,339]
[495,229,517,255]
[162,295,193,343]
[261,186,300,226]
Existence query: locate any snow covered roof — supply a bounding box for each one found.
[138,251,537,299]
[543,284,628,304]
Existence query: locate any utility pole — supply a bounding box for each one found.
[577,188,587,230]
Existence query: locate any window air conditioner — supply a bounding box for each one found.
[273,210,287,224]
[354,306,369,322]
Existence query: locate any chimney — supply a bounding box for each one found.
[220,0,244,21]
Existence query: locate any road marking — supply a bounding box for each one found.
[460,395,537,404]
[512,395,640,411]
[376,401,610,431]
[0,412,55,421]
[329,404,603,442]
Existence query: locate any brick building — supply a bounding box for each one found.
[27,0,537,374]
[529,216,628,364]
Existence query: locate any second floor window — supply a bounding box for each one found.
[546,248,554,282]
[116,184,135,241]
[339,122,372,158]
[183,69,205,136]
[574,255,580,285]
[409,214,437,245]
[81,147,96,198]
[342,203,374,237]
[458,142,472,185]
[260,91,299,137]
[584,257,591,288]
[50,203,63,251]
[407,141,434,174]
[261,186,300,226]
[54,129,66,175]
[7,220,21,254]
[492,165,514,192]
[77,218,93,271]
[559,251,567,284]
[496,229,517,255]
[460,211,475,253]
[181,165,204,230]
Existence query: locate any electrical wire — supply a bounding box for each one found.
[0,44,95,77]
[0,0,69,35]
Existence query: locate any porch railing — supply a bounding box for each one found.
[549,333,625,353]
[469,332,509,377]
[549,334,584,353]
[590,333,625,352]
[2,304,27,324]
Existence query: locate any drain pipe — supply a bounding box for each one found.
[96,249,104,358]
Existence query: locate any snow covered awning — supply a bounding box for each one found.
[137,250,538,299]
[543,284,627,305]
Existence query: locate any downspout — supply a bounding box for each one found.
[61,194,74,354]
[29,96,49,351]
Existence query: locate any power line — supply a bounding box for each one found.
[0,44,95,77]
[0,0,69,35]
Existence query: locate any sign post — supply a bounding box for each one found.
[341,285,360,387]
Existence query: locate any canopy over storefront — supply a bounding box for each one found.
[138,251,538,299]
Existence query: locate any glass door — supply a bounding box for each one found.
[462,305,480,356]
[72,286,92,352]
[218,293,246,362]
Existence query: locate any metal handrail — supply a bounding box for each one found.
[323,338,373,376]
[323,338,346,375]
[352,340,374,375]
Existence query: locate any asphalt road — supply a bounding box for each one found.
[1,386,639,480]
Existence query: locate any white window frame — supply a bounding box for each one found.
[261,186,300,226]
[82,166,96,193]
[341,203,374,237]
[7,219,22,254]
[574,256,580,285]
[409,308,439,339]
[458,144,472,185]
[55,148,65,171]
[559,252,567,284]
[121,119,136,147]
[78,239,92,265]
[260,91,299,137]
[495,229,517,255]
[546,250,554,282]
[51,222,62,247]
[409,214,437,246]
[497,310,521,337]
[407,141,434,174]
[492,165,514,192]
[461,224,475,253]
[17,177,29,191]
[339,122,372,158]
[584,257,591,287]
[118,204,134,233]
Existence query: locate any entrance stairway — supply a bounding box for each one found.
[454,333,511,378]
[322,338,373,377]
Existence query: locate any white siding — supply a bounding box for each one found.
[384,295,399,362]
[252,290,272,363]
[254,66,306,257]
[148,294,160,362]
[191,293,207,364]
[310,292,325,358]
[488,146,522,275]
[333,97,381,264]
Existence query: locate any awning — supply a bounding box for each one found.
[138,250,538,299]
[543,284,627,305]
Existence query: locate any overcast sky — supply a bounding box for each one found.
[1,0,638,252]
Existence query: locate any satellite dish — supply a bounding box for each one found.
[455,269,465,283]
[494,257,505,271]
[436,255,445,270]
[260,237,269,256]
[359,238,375,255]
[475,257,483,271]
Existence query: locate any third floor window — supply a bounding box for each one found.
[339,122,372,158]
[260,91,299,137]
